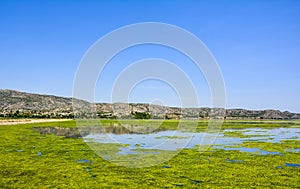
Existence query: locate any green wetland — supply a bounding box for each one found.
[1,119,300,188]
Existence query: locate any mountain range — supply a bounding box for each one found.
[0,89,299,120]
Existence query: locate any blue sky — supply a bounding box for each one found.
[1,0,300,112]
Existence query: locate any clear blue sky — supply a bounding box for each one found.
[1,0,300,112]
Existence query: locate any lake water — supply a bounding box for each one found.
[84,127,300,155]
[35,125,300,167]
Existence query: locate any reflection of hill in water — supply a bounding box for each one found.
[34,124,174,138]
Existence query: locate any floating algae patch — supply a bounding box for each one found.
[223,130,250,138]
[285,148,300,153]
[155,135,189,139]
[214,146,281,155]
[225,159,244,163]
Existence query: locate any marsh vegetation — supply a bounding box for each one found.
[0,120,299,188]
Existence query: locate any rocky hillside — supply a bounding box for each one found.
[0,89,90,118]
[0,89,299,119]
[0,90,70,118]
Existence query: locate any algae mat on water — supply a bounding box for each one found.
[0,120,299,188]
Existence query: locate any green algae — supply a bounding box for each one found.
[0,119,299,188]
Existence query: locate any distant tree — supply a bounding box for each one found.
[131,111,151,119]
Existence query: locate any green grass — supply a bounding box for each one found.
[0,119,299,188]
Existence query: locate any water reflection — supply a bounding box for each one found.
[84,127,300,155]
[34,123,175,138]
[35,125,300,157]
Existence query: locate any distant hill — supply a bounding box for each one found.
[0,89,299,120]
[0,89,75,118]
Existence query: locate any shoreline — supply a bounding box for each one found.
[0,118,72,125]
